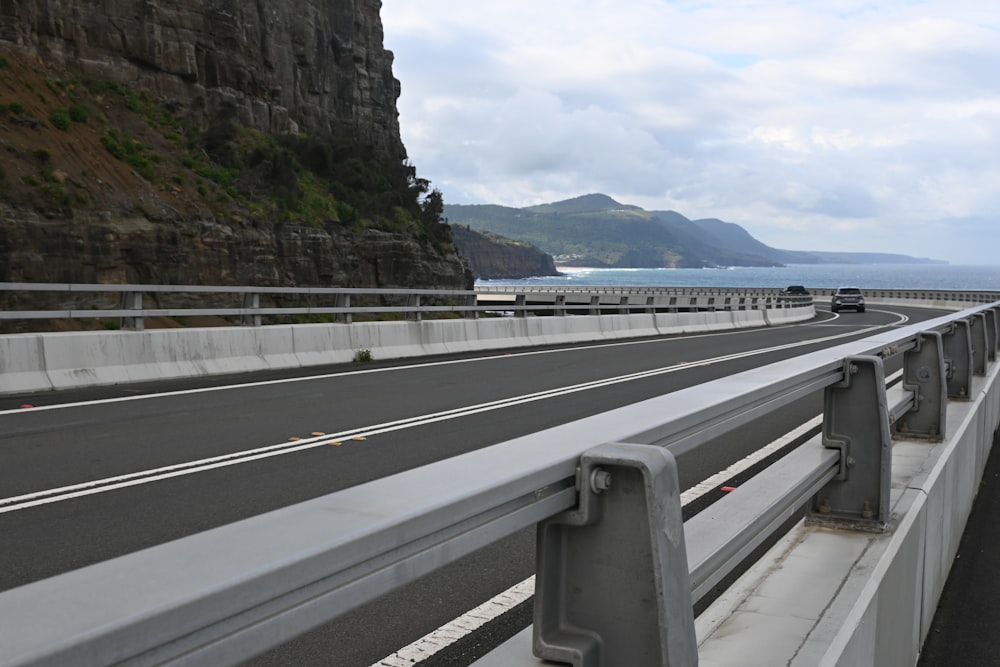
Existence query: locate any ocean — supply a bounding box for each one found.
[476,264,1000,291]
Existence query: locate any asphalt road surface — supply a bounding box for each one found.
[0,304,950,665]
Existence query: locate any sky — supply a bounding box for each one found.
[379,1,1000,265]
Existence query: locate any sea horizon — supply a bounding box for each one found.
[477,263,1000,291]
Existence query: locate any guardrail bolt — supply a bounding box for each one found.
[818,498,831,514]
[590,468,613,494]
[846,456,856,468]
[862,501,874,519]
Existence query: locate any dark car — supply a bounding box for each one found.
[779,285,811,304]
[831,286,865,313]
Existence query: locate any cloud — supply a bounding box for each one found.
[382,1,1000,264]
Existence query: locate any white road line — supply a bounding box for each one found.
[0,321,894,514]
[372,578,537,667]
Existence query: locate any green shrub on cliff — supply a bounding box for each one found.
[0,58,458,259]
[69,104,89,123]
[49,109,71,130]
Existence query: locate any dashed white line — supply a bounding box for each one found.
[1,321,893,514]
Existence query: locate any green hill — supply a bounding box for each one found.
[443,194,944,268]
[444,194,778,268]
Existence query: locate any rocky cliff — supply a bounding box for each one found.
[0,206,467,288]
[451,226,560,280]
[0,1,472,290]
[1,0,401,152]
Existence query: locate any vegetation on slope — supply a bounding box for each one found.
[0,53,453,252]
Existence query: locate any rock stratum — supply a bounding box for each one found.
[2,0,401,149]
[0,0,473,290]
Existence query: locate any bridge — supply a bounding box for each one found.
[1,283,997,665]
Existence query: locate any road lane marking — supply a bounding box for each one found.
[0,319,903,515]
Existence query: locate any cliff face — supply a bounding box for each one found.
[0,205,469,288]
[1,0,401,152]
[451,226,560,280]
[0,1,472,290]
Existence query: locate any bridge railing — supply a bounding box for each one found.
[0,282,814,331]
[5,282,999,332]
[2,299,997,666]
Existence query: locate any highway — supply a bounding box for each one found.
[0,303,950,666]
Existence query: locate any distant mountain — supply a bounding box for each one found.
[443,194,945,269]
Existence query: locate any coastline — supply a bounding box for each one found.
[482,264,1000,290]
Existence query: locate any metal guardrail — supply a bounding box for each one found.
[480,284,1000,304]
[4,282,994,333]
[0,282,814,331]
[809,287,1000,304]
[2,298,998,666]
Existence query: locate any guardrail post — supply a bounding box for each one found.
[534,442,696,666]
[994,307,1000,352]
[645,296,655,314]
[554,294,566,316]
[589,295,600,316]
[985,308,998,361]
[942,319,973,399]
[240,292,261,327]
[809,355,891,531]
[119,290,143,331]
[407,294,421,322]
[896,331,947,440]
[335,293,352,324]
[515,294,527,318]
[618,295,629,314]
[971,313,989,376]
[465,294,478,319]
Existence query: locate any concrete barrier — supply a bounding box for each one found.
[0,307,813,395]
[0,334,49,394]
[695,351,1000,666]
[474,326,1000,666]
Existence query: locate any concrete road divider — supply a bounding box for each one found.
[0,307,813,395]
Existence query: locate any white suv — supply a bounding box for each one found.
[831,287,865,313]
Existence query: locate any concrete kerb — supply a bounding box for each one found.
[36,328,284,391]
[291,324,356,367]
[348,321,432,361]
[0,306,815,394]
[0,334,51,394]
[765,305,813,326]
[654,310,768,335]
[39,331,138,390]
[867,297,967,312]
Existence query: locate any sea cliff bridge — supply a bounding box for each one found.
[1,282,998,666]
